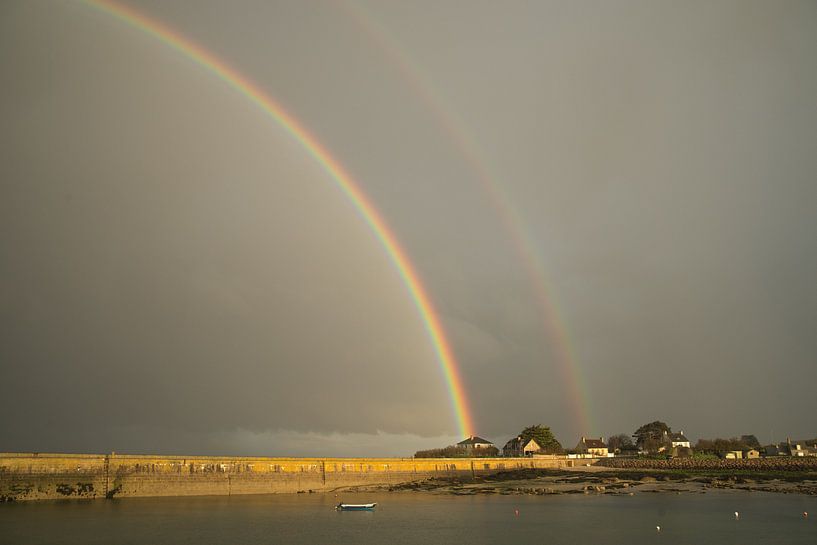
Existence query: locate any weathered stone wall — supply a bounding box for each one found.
[0,453,584,502]
[0,453,108,502]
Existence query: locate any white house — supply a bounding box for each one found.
[575,437,608,457]
[669,431,691,449]
[457,436,494,451]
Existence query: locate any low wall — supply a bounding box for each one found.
[0,452,586,502]
[597,457,817,471]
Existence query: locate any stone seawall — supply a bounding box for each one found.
[596,457,817,471]
[0,453,585,502]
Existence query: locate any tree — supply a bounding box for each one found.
[695,438,715,454]
[519,425,563,454]
[607,433,634,452]
[641,436,664,455]
[633,421,672,452]
[414,445,498,458]
[695,437,751,457]
[740,435,761,449]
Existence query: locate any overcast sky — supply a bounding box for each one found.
[1,0,815,457]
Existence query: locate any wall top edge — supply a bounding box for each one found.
[0,452,563,462]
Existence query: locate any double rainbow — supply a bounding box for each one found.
[83,0,475,438]
[342,3,595,435]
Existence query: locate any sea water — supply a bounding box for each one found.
[0,491,814,544]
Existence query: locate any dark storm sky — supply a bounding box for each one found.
[1,0,815,456]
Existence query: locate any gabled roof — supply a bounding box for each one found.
[776,440,814,454]
[670,432,689,442]
[457,435,493,446]
[503,436,539,450]
[503,437,522,449]
[580,437,607,449]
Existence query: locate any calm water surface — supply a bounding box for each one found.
[1,491,814,544]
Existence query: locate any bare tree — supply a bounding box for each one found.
[607,433,634,452]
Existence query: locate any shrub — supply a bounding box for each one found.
[414,446,499,458]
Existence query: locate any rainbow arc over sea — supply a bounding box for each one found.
[83,0,475,439]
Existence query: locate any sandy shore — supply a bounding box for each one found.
[341,467,817,496]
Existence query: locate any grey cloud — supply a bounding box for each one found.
[1,0,815,455]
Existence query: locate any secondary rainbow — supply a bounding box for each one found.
[341,2,595,435]
[83,0,475,439]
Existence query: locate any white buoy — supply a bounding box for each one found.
[656,525,661,532]
[803,511,808,518]
[734,511,740,520]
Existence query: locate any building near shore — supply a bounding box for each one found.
[457,436,494,451]
[575,437,609,457]
[785,438,817,457]
[763,444,785,456]
[502,436,541,457]
[669,431,691,449]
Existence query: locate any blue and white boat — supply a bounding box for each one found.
[336,503,377,511]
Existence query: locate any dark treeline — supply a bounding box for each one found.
[414,446,499,458]
[694,435,760,456]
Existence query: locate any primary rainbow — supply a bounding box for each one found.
[342,2,595,436]
[83,0,475,439]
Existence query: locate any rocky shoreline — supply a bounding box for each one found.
[597,456,817,472]
[343,467,817,496]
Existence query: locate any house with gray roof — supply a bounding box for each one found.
[669,431,690,449]
[575,437,608,457]
[457,435,494,451]
[502,436,541,457]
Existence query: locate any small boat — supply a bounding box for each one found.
[336,503,377,511]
